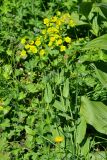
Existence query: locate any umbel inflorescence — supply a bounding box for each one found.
[20,12,75,59]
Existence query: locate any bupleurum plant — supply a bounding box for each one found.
[19,12,75,59]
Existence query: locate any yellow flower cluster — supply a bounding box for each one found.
[42,12,74,51]
[21,38,26,44]
[20,36,45,58]
[20,50,27,59]
[54,136,64,143]
[43,12,75,29]
[20,12,75,59]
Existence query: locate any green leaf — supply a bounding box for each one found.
[0,119,10,129]
[83,34,107,50]
[44,83,53,103]
[79,2,93,17]
[90,151,107,160]
[98,3,107,18]
[25,125,35,136]
[58,113,73,120]
[71,12,88,26]
[25,134,35,149]
[81,138,90,158]
[53,100,66,112]
[93,64,107,88]
[0,152,10,160]
[53,100,63,112]
[80,96,107,134]
[25,83,37,93]
[18,91,26,100]
[91,16,99,36]
[63,78,69,98]
[76,116,87,144]
[3,64,12,79]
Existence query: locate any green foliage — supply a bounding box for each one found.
[0,0,107,159]
[80,96,107,134]
[83,34,107,50]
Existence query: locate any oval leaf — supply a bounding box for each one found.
[83,34,107,50]
[80,96,107,134]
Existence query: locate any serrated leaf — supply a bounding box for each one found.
[18,91,26,100]
[25,125,35,135]
[25,83,37,93]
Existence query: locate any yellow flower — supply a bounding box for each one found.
[44,18,49,26]
[21,38,26,44]
[54,136,64,143]
[56,19,61,26]
[47,27,52,34]
[47,27,59,34]
[30,40,34,45]
[69,19,75,27]
[56,39,62,45]
[60,45,66,52]
[29,45,37,53]
[35,40,41,46]
[49,22,53,26]
[0,106,3,110]
[56,11,61,16]
[50,37,55,42]
[54,34,60,39]
[42,29,46,35]
[56,25,60,29]
[51,16,57,22]
[25,44,30,49]
[39,49,45,56]
[52,27,59,33]
[63,13,70,20]
[20,50,27,59]
[48,41,53,47]
[60,13,71,24]
[64,36,71,43]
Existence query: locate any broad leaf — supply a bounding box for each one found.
[0,153,10,160]
[76,116,87,144]
[94,65,107,88]
[83,34,107,50]
[80,96,107,134]
[90,151,107,160]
